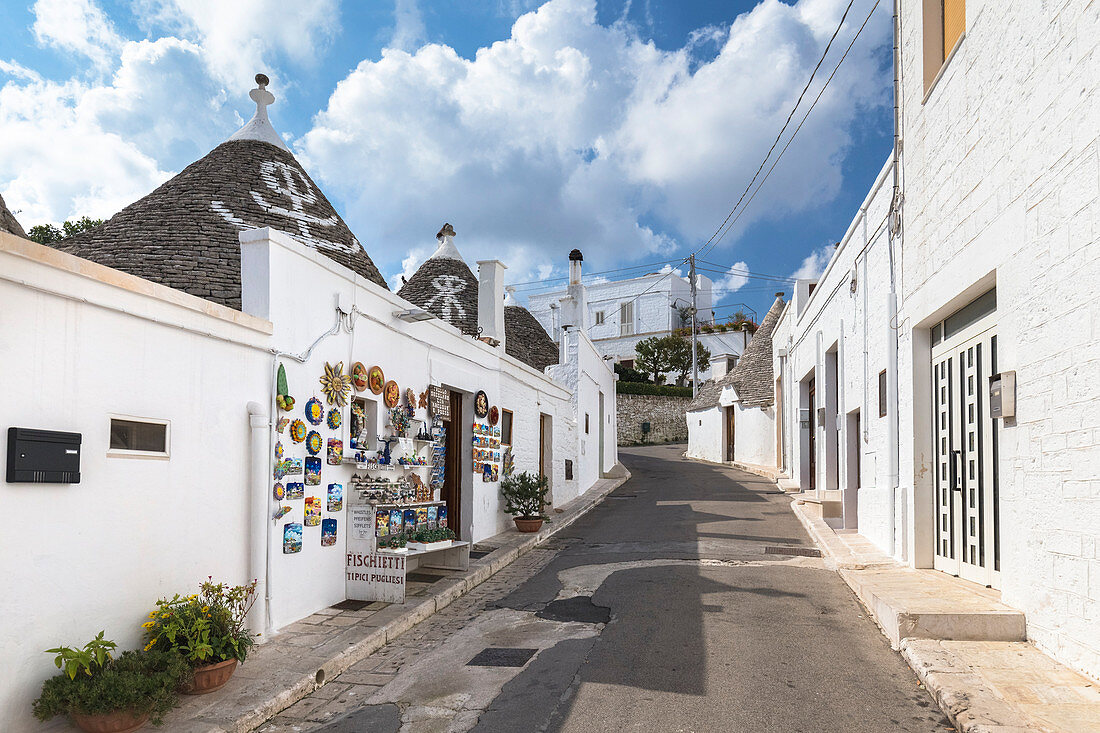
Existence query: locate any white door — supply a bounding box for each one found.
[931,313,1000,588]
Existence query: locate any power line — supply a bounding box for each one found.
[692,0,860,262]
[702,0,882,257]
[507,257,683,289]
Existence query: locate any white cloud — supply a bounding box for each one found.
[711,261,751,298]
[301,0,889,282]
[391,0,427,52]
[31,0,123,70]
[791,244,834,280]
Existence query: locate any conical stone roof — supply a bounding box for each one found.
[689,295,785,411]
[505,305,559,372]
[54,77,387,310]
[0,193,26,238]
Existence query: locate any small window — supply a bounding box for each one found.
[501,409,514,446]
[595,311,605,325]
[620,358,634,369]
[109,417,169,458]
[585,413,590,434]
[923,0,965,94]
[878,371,888,418]
[619,301,634,336]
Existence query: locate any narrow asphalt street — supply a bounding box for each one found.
[261,444,951,733]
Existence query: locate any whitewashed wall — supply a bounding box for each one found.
[686,407,725,464]
[894,0,1100,679]
[731,403,776,467]
[0,233,272,733]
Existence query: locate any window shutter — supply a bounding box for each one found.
[943,0,965,56]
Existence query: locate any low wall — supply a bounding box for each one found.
[617,393,691,445]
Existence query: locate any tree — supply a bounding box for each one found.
[614,362,648,383]
[28,216,103,245]
[670,337,711,385]
[634,335,680,384]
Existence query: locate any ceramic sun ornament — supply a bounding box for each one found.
[320,361,353,407]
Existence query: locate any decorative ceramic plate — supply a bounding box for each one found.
[383,380,400,408]
[488,405,499,426]
[327,408,342,430]
[474,390,489,418]
[276,417,289,434]
[305,397,324,425]
[351,362,368,391]
[306,430,323,455]
[273,482,285,501]
[274,441,284,460]
[289,419,307,443]
[368,365,385,395]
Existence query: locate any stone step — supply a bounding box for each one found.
[840,566,1027,648]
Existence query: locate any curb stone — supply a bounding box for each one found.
[169,467,632,733]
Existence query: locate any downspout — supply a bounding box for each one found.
[886,0,903,559]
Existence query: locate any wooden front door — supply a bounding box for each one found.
[725,407,736,462]
[443,391,463,539]
[808,379,817,490]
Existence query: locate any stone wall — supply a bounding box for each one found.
[617,393,692,445]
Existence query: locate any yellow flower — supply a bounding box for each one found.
[141,622,154,629]
[202,606,209,613]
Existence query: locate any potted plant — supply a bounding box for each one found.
[500,471,550,532]
[33,632,188,732]
[407,527,456,551]
[143,579,258,695]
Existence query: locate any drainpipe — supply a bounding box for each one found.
[246,401,269,638]
[886,0,903,560]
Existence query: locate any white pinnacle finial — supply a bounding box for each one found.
[504,286,517,305]
[228,73,289,151]
[429,222,464,261]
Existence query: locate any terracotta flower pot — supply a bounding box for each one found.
[70,709,150,733]
[182,658,238,695]
[514,517,544,533]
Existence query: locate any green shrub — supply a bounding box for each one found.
[144,579,258,665]
[411,527,456,543]
[615,382,693,397]
[33,647,188,725]
[500,471,549,520]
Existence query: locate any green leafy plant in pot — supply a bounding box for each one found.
[499,471,550,532]
[143,579,258,695]
[33,631,189,732]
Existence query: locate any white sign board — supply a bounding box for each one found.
[345,505,407,602]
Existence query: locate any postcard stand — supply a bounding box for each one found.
[344,437,469,604]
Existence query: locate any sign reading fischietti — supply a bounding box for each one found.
[345,550,406,602]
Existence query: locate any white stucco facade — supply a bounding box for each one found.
[767,0,1100,683]
[0,227,618,731]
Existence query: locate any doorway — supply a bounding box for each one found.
[932,304,999,588]
[598,391,605,476]
[808,378,816,491]
[443,390,464,540]
[725,407,736,462]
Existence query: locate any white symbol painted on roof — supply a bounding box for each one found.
[210,160,355,256]
[425,274,468,322]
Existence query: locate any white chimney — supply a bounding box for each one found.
[562,248,587,332]
[477,259,507,347]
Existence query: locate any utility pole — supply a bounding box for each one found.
[689,253,698,397]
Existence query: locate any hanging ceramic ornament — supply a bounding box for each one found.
[320,361,353,407]
[274,441,284,460]
[306,430,323,455]
[305,456,322,485]
[327,483,343,512]
[383,380,400,408]
[368,365,385,395]
[272,505,291,521]
[321,518,337,547]
[275,363,295,411]
[474,390,489,418]
[305,397,324,425]
[327,408,342,430]
[351,362,368,391]
[273,482,285,501]
[327,438,343,465]
[304,497,322,526]
[418,389,429,409]
[283,523,302,554]
[286,482,305,500]
[489,406,500,426]
[276,417,289,434]
[290,419,307,443]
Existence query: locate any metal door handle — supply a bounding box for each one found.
[950,450,962,491]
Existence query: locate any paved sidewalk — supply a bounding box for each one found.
[144,470,629,733]
[790,496,1100,733]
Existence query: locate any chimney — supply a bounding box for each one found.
[562,249,587,332]
[477,259,507,347]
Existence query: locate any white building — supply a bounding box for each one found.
[0,78,617,731]
[526,261,752,382]
[761,0,1100,682]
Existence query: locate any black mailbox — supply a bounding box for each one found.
[7,427,81,483]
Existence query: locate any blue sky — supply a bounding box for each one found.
[0,0,893,320]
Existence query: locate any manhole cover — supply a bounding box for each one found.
[536,596,610,624]
[606,494,637,499]
[406,572,444,584]
[331,599,370,611]
[466,648,538,667]
[470,549,493,560]
[764,546,822,558]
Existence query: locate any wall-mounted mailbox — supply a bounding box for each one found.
[989,371,1016,420]
[641,422,651,434]
[6,427,81,483]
